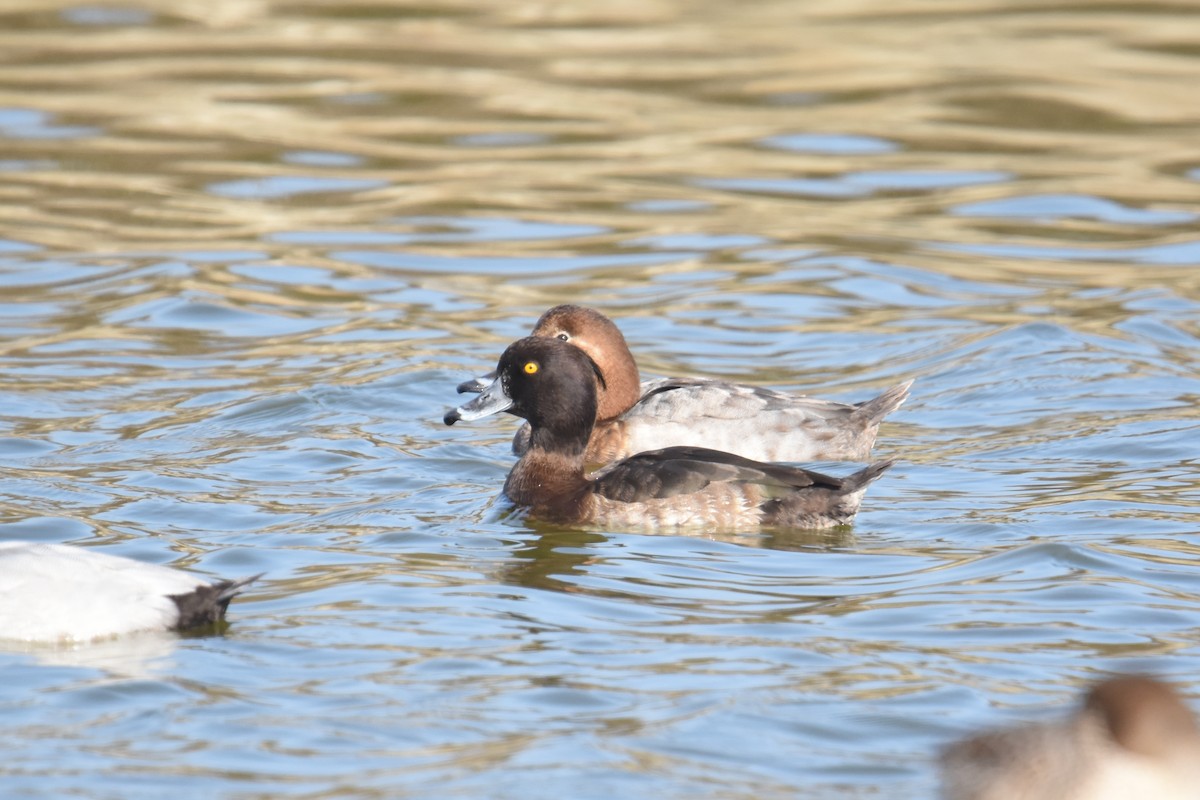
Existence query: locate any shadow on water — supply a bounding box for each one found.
[495,524,859,595]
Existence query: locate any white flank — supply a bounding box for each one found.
[0,542,209,643]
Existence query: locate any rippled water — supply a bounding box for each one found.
[1,1,1199,797]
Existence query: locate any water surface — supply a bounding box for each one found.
[1,1,1199,798]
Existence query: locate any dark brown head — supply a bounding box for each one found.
[1085,675,1199,758]
[530,305,641,422]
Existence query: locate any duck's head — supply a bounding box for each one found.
[1086,675,1200,759]
[445,336,603,454]
[529,305,641,421]
[454,305,640,422]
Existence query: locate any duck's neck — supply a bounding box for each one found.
[596,352,640,422]
[504,446,591,521]
[527,421,589,457]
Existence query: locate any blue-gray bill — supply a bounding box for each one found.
[444,376,513,425]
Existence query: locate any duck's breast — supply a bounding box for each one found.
[1080,753,1200,800]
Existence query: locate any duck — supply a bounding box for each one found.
[0,541,258,644]
[939,675,1200,800]
[452,304,912,465]
[445,336,893,531]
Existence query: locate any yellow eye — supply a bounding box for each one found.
[523,361,539,374]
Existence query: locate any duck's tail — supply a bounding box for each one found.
[215,574,262,608]
[851,379,913,425]
[170,573,262,631]
[841,459,896,494]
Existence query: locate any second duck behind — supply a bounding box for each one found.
[452,304,912,464]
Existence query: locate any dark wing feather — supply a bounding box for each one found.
[592,446,838,503]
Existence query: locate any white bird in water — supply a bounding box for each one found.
[0,541,258,644]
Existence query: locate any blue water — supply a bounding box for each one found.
[1,1,1199,798]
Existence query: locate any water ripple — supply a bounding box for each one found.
[0,2,1198,799]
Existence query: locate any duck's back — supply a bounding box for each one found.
[940,717,1094,800]
[0,542,204,643]
[940,712,1200,800]
[590,378,909,463]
